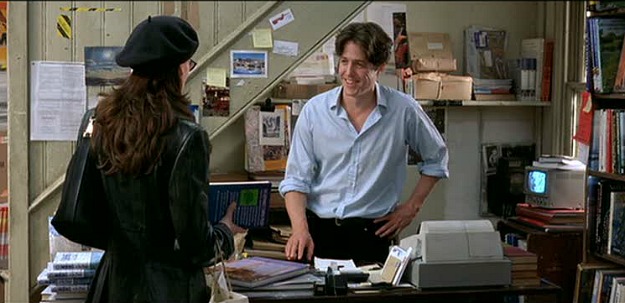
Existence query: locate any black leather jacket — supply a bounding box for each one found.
[81,110,234,303]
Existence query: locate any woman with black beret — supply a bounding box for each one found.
[80,15,244,302]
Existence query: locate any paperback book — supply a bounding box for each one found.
[208,181,272,229]
[52,251,103,270]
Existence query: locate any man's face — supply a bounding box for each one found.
[338,41,384,100]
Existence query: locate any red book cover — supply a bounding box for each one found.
[541,40,554,101]
[573,91,593,146]
[510,216,583,232]
[607,109,614,174]
[515,203,584,225]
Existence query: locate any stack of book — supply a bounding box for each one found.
[503,244,540,286]
[206,256,310,289]
[473,78,514,101]
[509,203,584,232]
[269,225,291,244]
[37,251,103,303]
[245,238,287,260]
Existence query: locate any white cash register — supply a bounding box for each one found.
[399,219,511,288]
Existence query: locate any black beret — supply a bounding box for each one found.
[116,15,198,74]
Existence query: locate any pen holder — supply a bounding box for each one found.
[324,269,348,296]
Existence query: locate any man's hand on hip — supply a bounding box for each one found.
[373,202,420,238]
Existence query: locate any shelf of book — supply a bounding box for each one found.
[270,98,551,107]
[580,6,625,302]
[588,9,625,18]
[591,94,625,109]
[416,100,551,107]
[588,170,625,182]
[594,253,625,268]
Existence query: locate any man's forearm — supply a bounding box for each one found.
[284,191,309,233]
[406,174,440,212]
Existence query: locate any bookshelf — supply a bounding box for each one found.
[271,98,551,107]
[577,4,625,303]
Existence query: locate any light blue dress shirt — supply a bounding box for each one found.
[279,83,449,219]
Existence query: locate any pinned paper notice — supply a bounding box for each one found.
[269,8,294,30]
[273,40,298,57]
[252,29,273,48]
[206,68,227,88]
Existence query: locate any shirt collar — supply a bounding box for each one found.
[328,82,388,112]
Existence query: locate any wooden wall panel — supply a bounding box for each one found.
[195,1,216,54]
[14,1,367,299]
[243,1,266,19]
[216,1,244,42]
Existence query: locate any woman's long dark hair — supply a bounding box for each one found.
[92,66,195,176]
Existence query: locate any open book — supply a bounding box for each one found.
[208,181,272,229]
[368,245,412,286]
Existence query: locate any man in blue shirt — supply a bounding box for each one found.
[279,22,449,265]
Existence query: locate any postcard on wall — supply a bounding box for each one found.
[30,61,86,141]
[258,108,285,146]
[84,46,130,86]
[273,40,298,57]
[231,50,268,78]
[290,52,334,77]
[269,8,294,31]
[202,77,230,117]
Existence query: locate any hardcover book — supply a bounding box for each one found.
[515,203,584,225]
[219,256,310,288]
[609,191,625,258]
[208,181,272,229]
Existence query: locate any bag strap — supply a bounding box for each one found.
[83,116,94,138]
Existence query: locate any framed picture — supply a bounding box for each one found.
[230,50,268,78]
[84,46,130,86]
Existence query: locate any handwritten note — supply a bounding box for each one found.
[206,68,227,88]
[252,29,273,48]
[273,40,298,57]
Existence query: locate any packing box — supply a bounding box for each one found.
[272,82,338,99]
[412,57,457,73]
[414,73,473,101]
[409,32,457,72]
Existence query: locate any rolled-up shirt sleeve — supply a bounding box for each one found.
[279,104,317,196]
[409,106,449,178]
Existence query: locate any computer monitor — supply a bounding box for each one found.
[523,166,585,209]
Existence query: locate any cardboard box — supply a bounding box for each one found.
[414,73,473,101]
[272,82,338,99]
[412,57,457,73]
[409,32,454,59]
[408,32,457,72]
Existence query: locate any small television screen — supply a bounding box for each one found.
[527,170,547,194]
